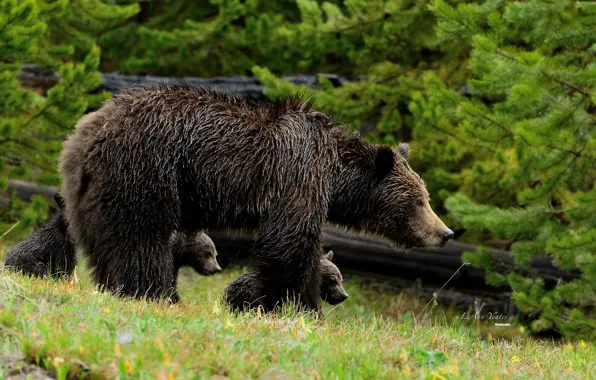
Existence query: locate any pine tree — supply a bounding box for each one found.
[0,0,137,238]
[248,0,474,218]
[409,0,596,339]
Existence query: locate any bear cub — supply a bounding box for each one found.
[3,193,77,279]
[225,250,348,311]
[171,231,221,286]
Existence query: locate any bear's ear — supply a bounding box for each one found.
[397,142,409,160]
[54,193,65,209]
[376,146,395,181]
[324,250,334,261]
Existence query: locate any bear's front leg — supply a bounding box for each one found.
[225,203,325,314]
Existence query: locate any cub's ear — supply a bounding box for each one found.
[324,250,334,261]
[54,193,65,209]
[376,146,395,181]
[397,142,409,160]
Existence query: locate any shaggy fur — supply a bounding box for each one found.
[3,194,77,279]
[319,251,348,305]
[171,231,221,288]
[21,84,450,311]
[225,250,348,312]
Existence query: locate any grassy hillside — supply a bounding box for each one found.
[0,247,594,379]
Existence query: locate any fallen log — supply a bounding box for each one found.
[208,227,582,313]
[1,180,59,210]
[17,64,360,98]
[1,180,582,314]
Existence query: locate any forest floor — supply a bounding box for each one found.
[0,245,594,380]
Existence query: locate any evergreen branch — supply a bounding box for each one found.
[428,123,496,152]
[547,145,596,162]
[549,237,596,251]
[545,206,580,214]
[0,137,60,154]
[323,15,387,35]
[0,7,30,35]
[495,50,590,98]
[539,153,581,197]
[20,102,54,130]
[545,74,590,98]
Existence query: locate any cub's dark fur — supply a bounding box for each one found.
[225,250,348,311]
[4,194,76,279]
[171,231,221,288]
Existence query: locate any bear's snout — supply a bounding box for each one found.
[443,228,454,243]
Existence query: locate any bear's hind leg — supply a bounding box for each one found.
[90,234,179,303]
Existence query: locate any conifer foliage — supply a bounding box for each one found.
[0,0,137,234]
[411,0,596,339]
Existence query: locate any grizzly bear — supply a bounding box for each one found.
[171,231,221,288]
[225,250,348,311]
[23,85,451,311]
[3,193,77,279]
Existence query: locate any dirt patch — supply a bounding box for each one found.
[0,352,54,379]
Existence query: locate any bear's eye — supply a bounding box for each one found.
[416,200,424,207]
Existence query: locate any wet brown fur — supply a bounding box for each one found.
[225,250,348,312]
[30,84,448,312]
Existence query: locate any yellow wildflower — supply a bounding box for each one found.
[579,340,587,349]
[225,318,235,329]
[53,357,65,368]
[125,362,133,374]
[163,353,170,366]
[567,361,573,371]
[104,307,111,314]
[518,326,525,333]
[566,343,574,351]
[511,356,520,363]
[453,361,459,376]
[79,345,85,354]
[403,365,411,376]
[114,344,121,355]
[400,349,408,361]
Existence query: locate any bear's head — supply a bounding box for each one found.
[370,142,453,249]
[320,250,348,305]
[192,232,222,276]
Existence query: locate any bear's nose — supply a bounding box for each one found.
[443,228,454,242]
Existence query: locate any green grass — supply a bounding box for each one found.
[0,253,594,379]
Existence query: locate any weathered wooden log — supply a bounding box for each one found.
[1,180,59,210]
[17,64,360,98]
[2,180,581,286]
[208,226,581,313]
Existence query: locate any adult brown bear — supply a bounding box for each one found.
[17,85,453,312]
